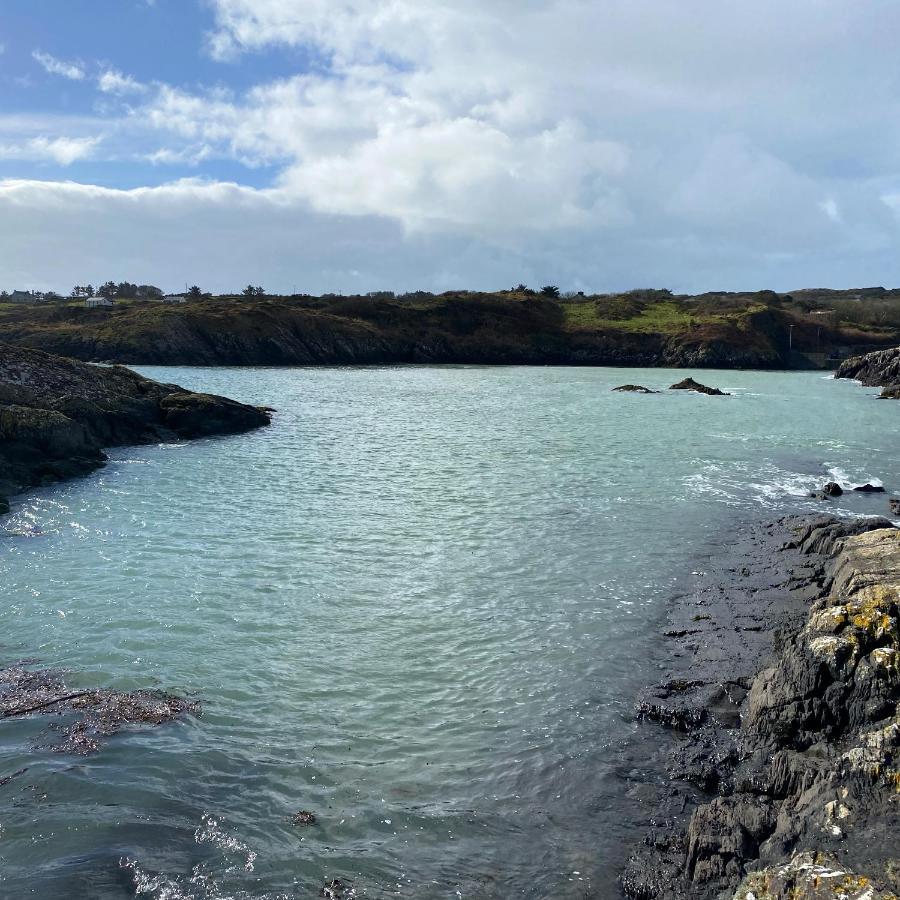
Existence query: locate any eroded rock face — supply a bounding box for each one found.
[624,518,900,900]
[836,345,900,394]
[669,378,729,396]
[0,343,271,510]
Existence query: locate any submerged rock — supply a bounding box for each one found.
[612,384,659,393]
[890,498,900,515]
[0,661,198,755]
[291,810,317,826]
[669,377,729,396]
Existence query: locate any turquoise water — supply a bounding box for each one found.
[0,366,897,900]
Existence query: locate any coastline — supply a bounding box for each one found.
[0,343,272,515]
[623,515,900,899]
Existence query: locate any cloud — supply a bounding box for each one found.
[0,136,100,165]
[98,69,146,95]
[32,50,85,81]
[9,2,900,291]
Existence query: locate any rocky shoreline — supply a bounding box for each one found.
[623,515,900,899]
[836,345,900,398]
[0,343,271,513]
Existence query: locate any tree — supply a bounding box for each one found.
[540,285,560,298]
[116,281,139,299]
[136,285,163,299]
[187,285,203,299]
[241,285,256,297]
[98,281,117,299]
[85,284,95,297]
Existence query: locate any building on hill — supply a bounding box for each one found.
[8,290,42,303]
[161,294,187,304]
[85,297,115,308]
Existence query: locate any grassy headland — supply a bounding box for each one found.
[0,288,897,368]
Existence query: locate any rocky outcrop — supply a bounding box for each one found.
[0,343,271,511]
[836,345,900,398]
[613,384,660,393]
[624,517,900,899]
[669,377,729,396]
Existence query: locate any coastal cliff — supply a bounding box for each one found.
[836,345,900,398]
[0,293,895,368]
[625,517,900,899]
[0,344,271,513]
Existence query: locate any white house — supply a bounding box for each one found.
[85,297,115,308]
[162,294,187,304]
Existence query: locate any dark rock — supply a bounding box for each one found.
[320,879,349,899]
[0,344,271,505]
[291,810,317,826]
[623,518,900,900]
[613,384,659,393]
[822,482,843,497]
[669,378,729,396]
[809,491,830,501]
[881,384,900,399]
[853,483,886,493]
[836,345,900,388]
[890,498,900,515]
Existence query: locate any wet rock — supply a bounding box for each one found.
[320,878,350,899]
[291,810,317,826]
[613,384,659,393]
[669,378,729,396]
[881,384,900,399]
[0,343,271,506]
[853,483,886,493]
[890,498,900,516]
[822,482,843,497]
[0,661,198,755]
[836,345,900,389]
[623,519,900,900]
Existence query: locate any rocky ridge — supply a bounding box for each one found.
[624,516,900,899]
[836,345,900,398]
[0,343,271,512]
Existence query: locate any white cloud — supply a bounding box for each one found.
[0,136,100,165]
[32,50,85,81]
[98,69,146,95]
[8,2,900,291]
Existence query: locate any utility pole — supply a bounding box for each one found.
[788,324,795,351]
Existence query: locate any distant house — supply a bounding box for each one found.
[161,294,187,304]
[85,297,115,308]
[8,290,39,303]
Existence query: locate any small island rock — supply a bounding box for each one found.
[823,482,843,497]
[669,377,729,396]
[853,483,886,493]
[612,384,659,394]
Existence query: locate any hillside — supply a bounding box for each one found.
[0,290,897,368]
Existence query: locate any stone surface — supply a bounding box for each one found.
[623,517,900,899]
[0,343,271,511]
[669,377,729,396]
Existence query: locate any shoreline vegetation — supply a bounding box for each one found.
[2,287,900,369]
[624,516,900,899]
[0,343,271,514]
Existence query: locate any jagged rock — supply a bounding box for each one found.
[0,344,271,510]
[890,498,900,516]
[823,482,843,497]
[854,483,886,493]
[624,519,900,900]
[613,384,659,393]
[881,384,900,399]
[836,345,900,389]
[669,378,729,396]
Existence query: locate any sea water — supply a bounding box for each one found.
[0,366,896,899]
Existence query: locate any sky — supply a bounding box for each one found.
[3,1,900,295]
